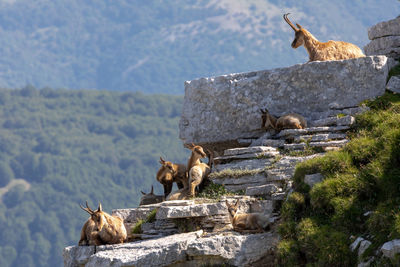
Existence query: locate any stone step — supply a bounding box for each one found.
[283,139,349,150]
[214,150,280,162]
[265,168,294,182]
[293,133,347,142]
[245,184,282,197]
[211,173,268,192]
[277,125,350,138]
[311,115,355,127]
[213,158,275,172]
[223,146,277,156]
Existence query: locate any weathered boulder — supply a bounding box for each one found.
[387,76,400,93]
[381,239,400,259]
[368,16,400,40]
[179,56,389,145]
[304,173,324,187]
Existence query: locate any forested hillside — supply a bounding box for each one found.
[0,87,186,266]
[0,0,398,93]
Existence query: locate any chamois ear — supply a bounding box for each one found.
[234,199,240,208]
[97,203,102,212]
[141,190,146,195]
[296,23,303,29]
[159,157,166,165]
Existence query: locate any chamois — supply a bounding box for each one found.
[156,157,188,197]
[139,185,165,206]
[226,200,270,233]
[283,13,365,62]
[261,108,307,131]
[186,143,212,197]
[78,202,127,246]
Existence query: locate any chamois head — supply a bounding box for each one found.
[140,185,164,205]
[80,201,106,231]
[159,157,176,175]
[186,143,207,158]
[226,199,240,217]
[284,13,306,49]
[260,108,277,130]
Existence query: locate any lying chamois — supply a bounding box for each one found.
[186,143,212,198]
[261,108,307,131]
[156,157,188,198]
[78,202,127,246]
[226,200,270,233]
[139,185,165,205]
[283,13,365,62]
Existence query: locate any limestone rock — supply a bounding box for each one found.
[63,245,95,267]
[224,146,277,156]
[156,201,228,220]
[387,76,400,94]
[214,158,273,172]
[278,126,350,138]
[381,239,400,259]
[294,133,347,142]
[245,184,280,196]
[304,173,323,187]
[364,36,400,59]
[368,16,400,40]
[179,56,389,145]
[211,173,268,192]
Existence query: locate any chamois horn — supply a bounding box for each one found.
[283,13,298,32]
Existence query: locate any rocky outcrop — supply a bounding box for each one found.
[64,230,278,267]
[179,56,389,145]
[365,16,400,60]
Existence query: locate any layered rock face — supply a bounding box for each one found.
[179,56,389,145]
[365,16,400,60]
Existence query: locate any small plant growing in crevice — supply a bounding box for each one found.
[131,208,158,234]
[197,183,235,200]
[209,168,261,179]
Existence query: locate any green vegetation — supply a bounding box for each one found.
[131,209,158,234]
[208,168,261,180]
[197,183,240,200]
[278,92,400,266]
[0,87,186,267]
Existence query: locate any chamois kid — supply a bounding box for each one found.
[226,200,270,233]
[284,13,365,62]
[139,185,164,205]
[156,157,188,197]
[186,143,212,198]
[261,108,307,131]
[78,202,127,246]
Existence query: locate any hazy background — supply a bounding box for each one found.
[0,1,398,266]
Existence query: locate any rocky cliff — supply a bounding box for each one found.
[63,17,400,267]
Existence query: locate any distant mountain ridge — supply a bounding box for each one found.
[0,0,398,93]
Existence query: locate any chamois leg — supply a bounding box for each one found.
[177,181,184,189]
[163,183,173,198]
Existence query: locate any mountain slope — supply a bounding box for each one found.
[0,0,398,93]
[0,87,186,266]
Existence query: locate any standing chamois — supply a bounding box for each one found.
[261,108,307,131]
[156,157,188,198]
[78,202,127,246]
[283,13,365,62]
[186,143,212,198]
[226,200,270,233]
[139,185,165,206]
